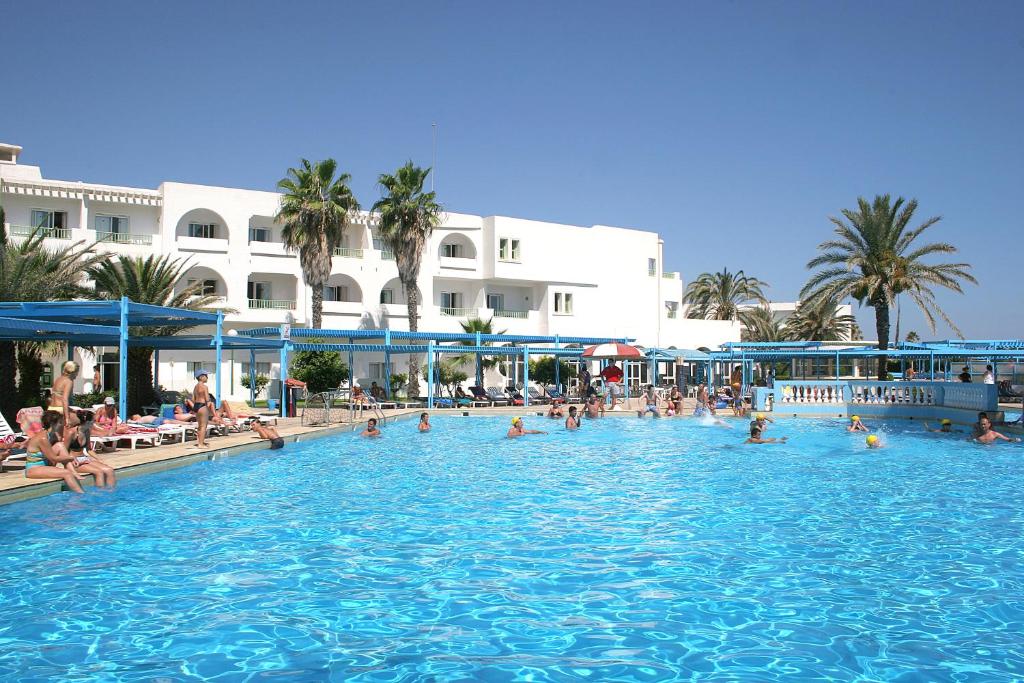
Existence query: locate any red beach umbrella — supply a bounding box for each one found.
[581,342,643,360]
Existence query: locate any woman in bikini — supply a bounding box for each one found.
[66,410,117,489]
[23,412,85,493]
[94,398,131,437]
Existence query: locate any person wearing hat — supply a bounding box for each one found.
[924,419,962,434]
[190,369,214,449]
[94,395,130,438]
[865,434,883,449]
[507,417,547,438]
[750,413,775,434]
[48,360,79,426]
[847,415,869,432]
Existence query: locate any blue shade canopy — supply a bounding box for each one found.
[0,300,220,327]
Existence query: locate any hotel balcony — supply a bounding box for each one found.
[177,235,229,252]
[333,246,364,259]
[94,230,153,246]
[439,306,479,318]
[249,240,290,257]
[248,298,296,310]
[7,224,71,240]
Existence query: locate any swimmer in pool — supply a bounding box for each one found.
[866,434,882,449]
[924,419,962,434]
[972,416,1021,444]
[565,406,581,430]
[547,404,565,419]
[252,418,285,449]
[745,425,786,444]
[418,413,431,432]
[847,415,869,432]
[507,417,546,438]
[361,418,382,438]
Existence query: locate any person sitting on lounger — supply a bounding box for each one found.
[351,385,369,405]
[370,382,386,401]
[972,416,1021,444]
[66,410,116,488]
[745,424,787,444]
[507,417,546,438]
[251,418,284,449]
[547,404,565,418]
[418,413,431,432]
[565,406,581,430]
[94,397,131,437]
[23,413,85,493]
[847,415,869,432]
[361,418,381,437]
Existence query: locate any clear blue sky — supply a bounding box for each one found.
[3,1,1021,338]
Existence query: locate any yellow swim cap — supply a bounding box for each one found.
[756,413,765,420]
[866,435,878,445]
[941,419,952,425]
[851,415,860,422]
[511,417,522,425]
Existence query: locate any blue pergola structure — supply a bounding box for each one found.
[242,326,633,411]
[0,299,284,418]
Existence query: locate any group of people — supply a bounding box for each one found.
[14,406,118,494]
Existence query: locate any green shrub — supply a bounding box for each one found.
[290,350,349,394]
[240,373,270,398]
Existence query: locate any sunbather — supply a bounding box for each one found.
[23,413,85,493]
[94,397,131,436]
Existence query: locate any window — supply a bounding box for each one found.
[498,237,521,262]
[553,292,574,315]
[441,292,463,309]
[187,278,218,296]
[31,209,68,230]
[40,363,54,390]
[95,214,129,235]
[324,285,350,302]
[486,293,504,311]
[188,222,217,239]
[666,301,679,319]
[380,288,394,304]
[248,281,271,300]
[648,258,657,276]
[249,227,271,242]
[369,362,394,380]
[443,242,463,258]
[241,362,272,377]
[187,362,215,379]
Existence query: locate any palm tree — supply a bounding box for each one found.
[684,268,769,320]
[801,195,975,378]
[739,306,787,343]
[906,331,921,344]
[276,159,360,329]
[372,162,442,395]
[0,229,104,424]
[88,255,224,414]
[785,298,858,341]
[456,317,507,385]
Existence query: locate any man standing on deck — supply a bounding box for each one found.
[601,361,624,410]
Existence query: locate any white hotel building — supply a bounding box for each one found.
[1,142,751,396]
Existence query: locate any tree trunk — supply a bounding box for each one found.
[873,302,890,380]
[16,345,44,409]
[127,347,156,415]
[0,342,15,426]
[311,284,323,329]
[406,282,420,397]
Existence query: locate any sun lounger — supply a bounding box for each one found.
[468,386,495,407]
[527,387,550,405]
[0,412,27,471]
[545,388,566,404]
[485,387,510,406]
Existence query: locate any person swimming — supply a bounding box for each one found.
[418,413,431,432]
[547,404,565,419]
[744,424,786,444]
[924,419,962,434]
[866,434,882,449]
[972,416,1021,444]
[565,406,581,430]
[507,417,546,438]
[361,418,382,438]
[847,415,869,432]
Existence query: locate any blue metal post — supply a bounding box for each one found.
[154,349,160,391]
[279,345,289,418]
[249,349,257,405]
[384,329,392,398]
[554,336,561,393]
[118,296,128,420]
[214,311,223,408]
[624,360,630,400]
[427,341,435,409]
[523,346,530,407]
[475,331,483,387]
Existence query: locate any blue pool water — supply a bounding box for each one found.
[2,415,1023,681]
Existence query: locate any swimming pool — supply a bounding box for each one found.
[1,416,1022,681]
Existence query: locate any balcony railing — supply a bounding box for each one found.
[248,299,296,310]
[334,247,364,258]
[648,269,657,277]
[96,230,153,246]
[381,249,395,260]
[666,310,678,319]
[440,307,478,317]
[10,224,71,240]
[662,272,678,280]
[492,309,529,319]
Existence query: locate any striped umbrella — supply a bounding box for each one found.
[581,342,643,360]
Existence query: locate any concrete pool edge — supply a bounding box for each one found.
[0,411,420,508]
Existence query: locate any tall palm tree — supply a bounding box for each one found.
[276,159,360,329]
[88,255,224,414]
[739,306,787,342]
[0,229,104,424]
[372,162,442,395]
[785,298,858,341]
[801,195,975,378]
[684,268,769,320]
[456,317,507,385]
